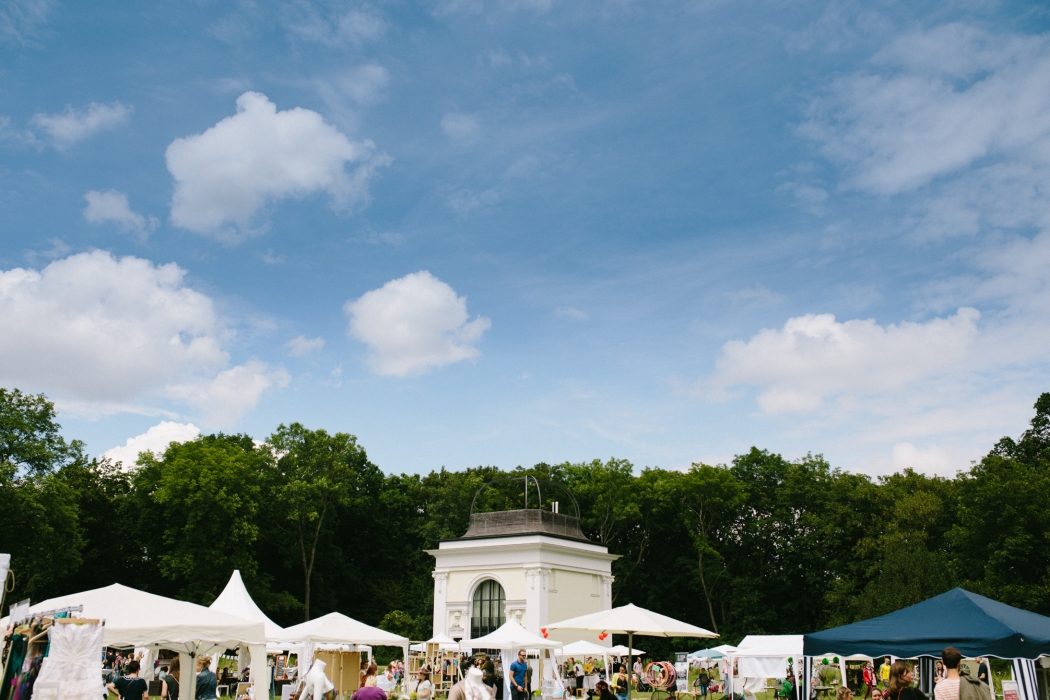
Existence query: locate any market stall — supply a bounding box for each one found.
[278,612,409,698]
[3,583,267,700]
[803,588,1050,700]
[467,618,563,700]
[556,640,614,692]
[547,603,718,700]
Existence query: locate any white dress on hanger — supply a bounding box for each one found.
[34,622,106,700]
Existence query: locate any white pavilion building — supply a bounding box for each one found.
[427,482,619,646]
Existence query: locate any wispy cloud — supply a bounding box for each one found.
[83,190,158,240]
[29,102,131,149]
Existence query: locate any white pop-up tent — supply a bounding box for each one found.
[279,612,410,674]
[608,645,646,657]
[465,619,564,700]
[556,640,615,687]
[735,635,803,679]
[12,583,267,700]
[410,633,460,652]
[210,570,284,640]
[547,603,717,700]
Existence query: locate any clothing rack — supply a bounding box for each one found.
[29,605,83,618]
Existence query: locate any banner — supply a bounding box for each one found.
[1002,680,1019,700]
[675,653,688,693]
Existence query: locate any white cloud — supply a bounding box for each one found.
[554,306,588,320]
[441,112,478,140]
[29,102,131,149]
[286,1,386,47]
[83,190,158,239]
[168,361,290,428]
[344,271,491,377]
[0,251,285,426]
[449,187,500,215]
[165,91,389,241]
[710,308,981,414]
[102,421,201,468]
[332,64,389,105]
[800,24,1050,196]
[286,335,324,357]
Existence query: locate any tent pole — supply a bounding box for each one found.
[628,632,634,700]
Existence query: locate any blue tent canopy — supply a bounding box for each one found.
[804,588,1050,659]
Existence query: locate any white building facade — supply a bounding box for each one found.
[427,509,619,646]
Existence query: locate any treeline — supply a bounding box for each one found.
[3,387,1050,659]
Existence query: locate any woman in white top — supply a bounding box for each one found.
[417,669,434,700]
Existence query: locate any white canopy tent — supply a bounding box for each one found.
[410,633,460,652]
[210,570,284,640]
[466,619,562,651]
[547,604,718,700]
[556,640,613,657]
[466,619,563,700]
[608,645,646,657]
[8,583,267,700]
[735,635,803,679]
[278,612,410,675]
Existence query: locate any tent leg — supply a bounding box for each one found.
[249,644,267,700]
[179,651,195,700]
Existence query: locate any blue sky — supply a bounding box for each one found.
[2,0,1049,476]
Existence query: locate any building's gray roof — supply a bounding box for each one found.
[459,508,589,542]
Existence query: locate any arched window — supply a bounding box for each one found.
[471,579,506,638]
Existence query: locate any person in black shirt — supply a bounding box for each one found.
[107,659,148,700]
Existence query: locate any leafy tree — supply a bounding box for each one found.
[134,434,268,603]
[0,389,85,603]
[269,423,380,620]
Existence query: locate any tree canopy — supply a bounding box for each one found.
[2,387,1050,659]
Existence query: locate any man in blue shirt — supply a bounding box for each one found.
[510,650,530,700]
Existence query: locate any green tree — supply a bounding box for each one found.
[0,389,85,602]
[269,423,379,620]
[134,434,268,603]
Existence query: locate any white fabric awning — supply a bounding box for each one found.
[278,612,408,647]
[546,604,717,638]
[608,645,646,656]
[466,619,562,650]
[9,583,265,651]
[734,635,804,680]
[556,640,613,657]
[209,570,284,641]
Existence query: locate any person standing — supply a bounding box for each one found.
[886,662,926,700]
[936,648,989,700]
[161,657,180,700]
[107,659,148,700]
[975,659,990,687]
[510,650,530,700]
[880,660,892,690]
[864,664,875,699]
[417,669,434,700]
[195,656,218,700]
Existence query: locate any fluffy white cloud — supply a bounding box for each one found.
[103,421,201,468]
[344,271,490,377]
[29,102,130,149]
[711,308,981,414]
[0,251,285,426]
[168,360,290,428]
[83,190,158,238]
[441,112,478,139]
[165,91,389,240]
[800,24,1050,197]
[286,335,324,357]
